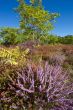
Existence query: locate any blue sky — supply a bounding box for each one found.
[0,0,73,36]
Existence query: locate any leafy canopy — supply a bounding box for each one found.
[17,0,59,38]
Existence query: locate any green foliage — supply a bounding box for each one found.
[47,35,59,44]
[0,46,29,66]
[0,26,73,45]
[40,34,73,45]
[0,27,19,45]
[39,34,59,44]
[59,35,73,44]
[0,0,73,45]
[17,0,58,40]
[0,0,59,45]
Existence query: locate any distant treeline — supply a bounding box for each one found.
[58,35,73,44]
[0,27,73,45]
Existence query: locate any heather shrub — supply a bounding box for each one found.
[62,45,73,55]
[18,40,39,50]
[31,51,65,66]
[29,44,64,65]
[65,55,73,66]
[0,62,73,110]
[43,52,65,66]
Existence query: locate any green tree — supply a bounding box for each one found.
[17,0,59,41]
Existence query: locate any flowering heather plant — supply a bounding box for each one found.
[47,52,65,66]
[0,62,73,110]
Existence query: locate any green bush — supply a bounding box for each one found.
[58,35,73,44]
[0,27,19,45]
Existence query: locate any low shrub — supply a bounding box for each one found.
[0,46,29,66]
[0,62,73,110]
